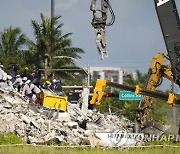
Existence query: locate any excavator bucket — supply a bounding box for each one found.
[90,79,107,106]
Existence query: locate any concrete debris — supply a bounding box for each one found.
[55,112,71,122]
[67,121,78,129]
[0,89,140,147]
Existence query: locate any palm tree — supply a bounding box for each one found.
[30,13,84,79]
[0,26,28,67]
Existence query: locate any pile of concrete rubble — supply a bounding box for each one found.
[0,89,136,147]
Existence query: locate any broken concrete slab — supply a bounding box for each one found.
[67,121,78,129]
[56,112,71,122]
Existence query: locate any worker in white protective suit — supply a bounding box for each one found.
[13,75,22,92]
[0,76,8,89]
[29,81,41,104]
[0,75,13,91]
[0,65,6,81]
[6,75,14,91]
[22,79,33,98]
[22,80,41,104]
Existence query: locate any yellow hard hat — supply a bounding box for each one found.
[46,80,51,85]
[24,67,29,70]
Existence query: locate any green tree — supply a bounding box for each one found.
[149,98,169,124]
[0,26,28,68]
[118,70,147,120]
[124,70,147,87]
[30,13,84,80]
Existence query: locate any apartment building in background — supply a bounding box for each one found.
[90,67,127,84]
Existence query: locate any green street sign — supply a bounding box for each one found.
[119,91,142,100]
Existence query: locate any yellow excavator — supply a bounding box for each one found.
[90,0,180,132]
[90,53,180,130]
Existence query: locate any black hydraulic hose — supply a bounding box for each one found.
[107,82,136,92]
[106,0,115,26]
[106,81,180,104]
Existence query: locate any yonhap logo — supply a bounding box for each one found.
[96,131,180,147]
[108,130,128,146]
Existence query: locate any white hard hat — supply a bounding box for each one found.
[53,79,56,83]
[7,75,12,80]
[16,75,20,78]
[0,65,3,68]
[25,80,31,84]
[2,76,7,81]
[22,77,28,81]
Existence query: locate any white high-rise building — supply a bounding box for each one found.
[90,67,124,84]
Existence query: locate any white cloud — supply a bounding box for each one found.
[56,0,80,10]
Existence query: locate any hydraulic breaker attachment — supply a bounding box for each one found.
[90,0,115,60]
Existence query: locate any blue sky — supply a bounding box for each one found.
[0,0,180,75]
